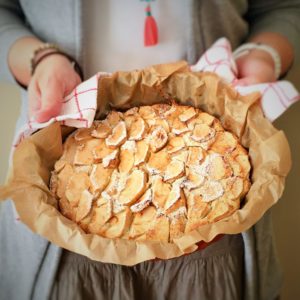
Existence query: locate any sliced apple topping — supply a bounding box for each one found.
[106,121,127,148]
[102,149,119,168]
[119,141,136,173]
[74,139,103,165]
[179,107,197,122]
[65,172,90,206]
[167,136,185,154]
[151,175,171,210]
[90,164,113,194]
[106,111,123,127]
[75,189,94,222]
[118,170,147,205]
[207,154,232,180]
[134,140,150,166]
[145,215,170,242]
[186,147,204,166]
[149,126,168,152]
[171,118,189,135]
[185,192,211,232]
[164,159,185,182]
[184,167,205,190]
[124,106,139,116]
[56,163,74,198]
[129,206,156,239]
[88,200,113,234]
[130,189,152,213]
[211,131,237,154]
[169,215,187,242]
[138,106,156,120]
[74,127,93,142]
[92,139,115,162]
[147,150,170,175]
[99,208,132,238]
[91,121,111,138]
[198,180,224,202]
[129,117,147,141]
[191,123,216,143]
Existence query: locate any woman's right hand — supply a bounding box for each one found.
[28,54,81,122]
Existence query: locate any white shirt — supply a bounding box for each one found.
[84,0,188,76]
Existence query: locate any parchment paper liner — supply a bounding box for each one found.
[0,61,291,265]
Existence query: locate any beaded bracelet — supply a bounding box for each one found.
[30,43,84,80]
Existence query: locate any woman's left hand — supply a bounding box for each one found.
[234,49,277,86]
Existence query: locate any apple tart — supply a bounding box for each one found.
[50,103,251,243]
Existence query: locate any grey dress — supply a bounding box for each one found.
[0,1,300,299]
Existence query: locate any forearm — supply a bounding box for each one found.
[8,36,44,86]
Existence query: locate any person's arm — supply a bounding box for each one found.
[0,0,81,122]
[235,0,300,85]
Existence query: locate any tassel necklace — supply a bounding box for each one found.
[142,0,159,46]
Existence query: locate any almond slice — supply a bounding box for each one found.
[129,117,147,141]
[88,201,113,234]
[129,206,157,239]
[74,139,104,165]
[152,175,171,209]
[198,180,224,202]
[90,164,113,194]
[65,172,90,206]
[102,149,119,168]
[99,208,132,238]
[186,147,204,166]
[106,121,127,148]
[179,107,197,122]
[118,170,147,205]
[145,215,170,242]
[76,189,94,222]
[130,189,152,213]
[149,126,168,152]
[152,103,172,116]
[191,123,216,143]
[91,121,111,138]
[134,140,150,166]
[164,160,185,182]
[167,136,185,154]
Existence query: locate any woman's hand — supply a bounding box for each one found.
[28,55,81,122]
[234,49,276,86]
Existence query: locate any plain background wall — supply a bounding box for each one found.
[0,66,299,299]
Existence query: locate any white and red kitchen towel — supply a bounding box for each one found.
[13,38,299,148]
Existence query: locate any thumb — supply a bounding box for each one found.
[35,80,63,123]
[233,76,262,87]
[28,80,42,117]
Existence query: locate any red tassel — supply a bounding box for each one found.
[144,5,158,47]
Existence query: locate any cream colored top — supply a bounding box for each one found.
[84,0,188,76]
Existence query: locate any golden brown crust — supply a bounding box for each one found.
[51,104,251,242]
